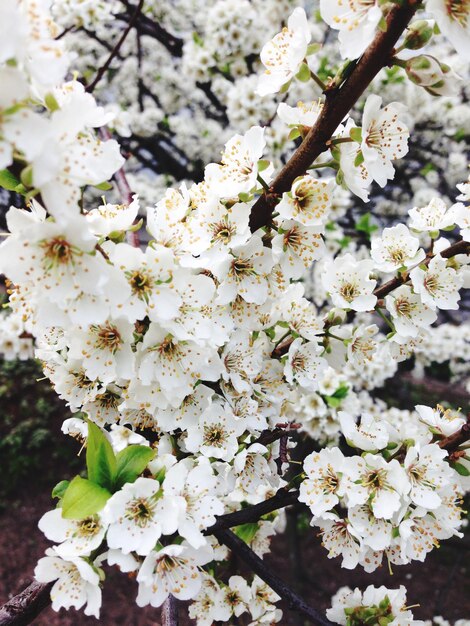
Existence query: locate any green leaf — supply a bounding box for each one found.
[0,169,21,192]
[452,462,470,477]
[86,420,116,490]
[234,522,259,544]
[114,445,155,490]
[52,479,70,501]
[355,212,378,238]
[61,476,111,519]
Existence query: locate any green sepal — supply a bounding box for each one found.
[257,159,270,172]
[452,462,470,477]
[44,93,60,112]
[296,63,311,83]
[94,181,113,191]
[349,127,362,143]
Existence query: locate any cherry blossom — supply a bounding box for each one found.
[320,0,382,60]
[256,7,311,95]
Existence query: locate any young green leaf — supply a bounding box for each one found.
[86,420,117,490]
[51,479,70,501]
[114,445,155,490]
[0,169,21,192]
[61,476,111,519]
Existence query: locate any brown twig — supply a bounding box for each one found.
[86,0,144,93]
[205,488,300,534]
[249,1,420,232]
[213,529,334,626]
[99,128,140,247]
[374,239,470,299]
[0,582,52,626]
[439,416,470,454]
[161,595,179,626]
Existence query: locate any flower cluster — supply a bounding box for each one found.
[327,585,423,626]
[299,405,465,571]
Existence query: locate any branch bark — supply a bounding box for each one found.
[249,1,420,232]
[161,595,179,626]
[206,488,300,534]
[374,239,470,299]
[213,529,334,626]
[439,416,470,454]
[0,582,51,626]
[87,0,144,93]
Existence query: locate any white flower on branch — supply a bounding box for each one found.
[361,95,409,188]
[136,542,213,607]
[320,0,382,60]
[322,254,377,312]
[256,7,311,96]
[35,549,102,618]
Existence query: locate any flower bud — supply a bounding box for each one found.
[405,54,460,97]
[324,307,347,327]
[402,19,435,50]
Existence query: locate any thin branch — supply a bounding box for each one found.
[117,1,184,57]
[87,0,144,93]
[161,595,179,626]
[213,529,334,626]
[374,239,470,299]
[99,128,140,247]
[249,1,420,232]
[439,416,470,453]
[0,582,51,626]
[206,488,300,534]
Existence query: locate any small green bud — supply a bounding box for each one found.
[402,20,434,50]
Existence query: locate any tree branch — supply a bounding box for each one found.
[161,595,179,626]
[0,582,51,626]
[206,488,300,534]
[439,416,470,454]
[117,1,184,57]
[213,529,334,626]
[374,239,470,299]
[249,1,420,232]
[87,0,144,93]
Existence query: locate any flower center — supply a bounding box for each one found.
[364,468,388,490]
[91,322,122,353]
[203,424,226,446]
[394,297,415,317]
[446,0,470,26]
[127,270,153,298]
[41,237,75,268]
[339,281,360,303]
[231,257,256,281]
[76,516,101,538]
[125,497,155,527]
[424,273,440,295]
[210,219,235,243]
[386,246,406,264]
